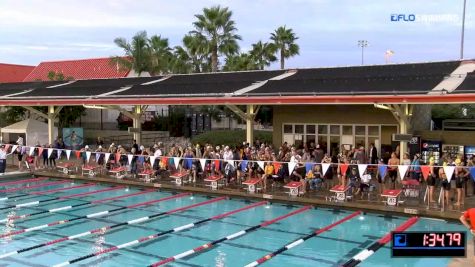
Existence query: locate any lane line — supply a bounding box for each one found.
[0,180,69,193]
[2,196,226,260]
[0,192,191,239]
[52,199,263,266]
[0,188,156,223]
[244,211,361,267]
[0,177,47,188]
[148,206,312,267]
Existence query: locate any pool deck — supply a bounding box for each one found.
[1,169,474,266]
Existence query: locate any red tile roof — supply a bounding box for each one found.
[23,57,131,81]
[0,63,35,83]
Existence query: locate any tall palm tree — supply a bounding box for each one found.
[111,31,151,76]
[270,26,300,69]
[250,41,277,70]
[149,35,172,75]
[191,6,241,72]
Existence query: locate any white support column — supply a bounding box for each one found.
[48,106,55,145]
[246,105,258,145]
[133,105,142,145]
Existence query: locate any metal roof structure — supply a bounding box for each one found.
[0,59,474,106]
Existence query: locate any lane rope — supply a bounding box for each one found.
[0,188,156,223]
[340,216,419,267]
[1,195,227,260]
[0,192,191,239]
[245,210,362,267]
[0,180,70,193]
[0,183,95,212]
[0,177,47,188]
[148,205,312,267]
[52,199,264,266]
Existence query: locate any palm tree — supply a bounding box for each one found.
[249,41,277,70]
[270,26,300,69]
[149,35,172,75]
[111,31,151,76]
[223,53,257,71]
[191,6,241,72]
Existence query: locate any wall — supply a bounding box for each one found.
[273,104,398,146]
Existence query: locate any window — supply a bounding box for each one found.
[284,124,293,134]
[306,125,316,134]
[330,125,340,135]
[368,126,379,136]
[343,125,353,135]
[295,124,304,134]
[318,125,328,134]
[355,125,366,136]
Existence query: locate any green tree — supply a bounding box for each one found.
[191,5,241,72]
[223,53,257,71]
[111,31,151,76]
[270,26,300,69]
[170,34,211,74]
[249,41,277,70]
[149,35,173,74]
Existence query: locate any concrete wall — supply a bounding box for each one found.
[272,104,398,147]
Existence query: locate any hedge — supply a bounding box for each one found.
[191,130,272,147]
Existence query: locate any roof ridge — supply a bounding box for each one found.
[0,63,35,68]
[38,56,128,64]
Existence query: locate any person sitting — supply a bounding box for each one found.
[261,162,275,191]
[307,164,324,190]
[355,170,372,198]
[348,168,359,195]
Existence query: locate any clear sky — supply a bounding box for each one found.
[0,0,473,69]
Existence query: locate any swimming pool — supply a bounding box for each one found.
[0,177,467,266]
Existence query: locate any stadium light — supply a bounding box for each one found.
[358,40,369,65]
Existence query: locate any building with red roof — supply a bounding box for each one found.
[23,57,141,81]
[0,63,35,83]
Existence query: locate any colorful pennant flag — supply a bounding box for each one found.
[257,161,265,171]
[173,157,181,169]
[65,150,71,160]
[149,156,156,167]
[199,159,207,171]
[443,166,455,183]
[398,165,409,180]
[127,154,133,165]
[420,165,430,181]
[322,163,331,176]
[358,164,368,178]
[378,164,388,180]
[288,161,297,176]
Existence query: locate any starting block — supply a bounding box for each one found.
[242,178,262,193]
[82,165,100,177]
[109,166,127,179]
[139,169,155,182]
[284,181,304,197]
[328,185,351,202]
[170,171,188,186]
[402,179,420,198]
[204,175,224,190]
[381,189,403,206]
[57,162,75,175]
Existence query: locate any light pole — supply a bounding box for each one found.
[358,40,368,65]
[385,50,395,64]
[460,0,467,59]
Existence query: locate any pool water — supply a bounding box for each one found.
[0,178,467,267]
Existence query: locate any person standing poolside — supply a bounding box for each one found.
[0,145,7,175]
[460,208,475,264]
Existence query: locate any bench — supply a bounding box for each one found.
[57,162,75,175]
[328,185,351,202]
[81,165,100,177]
[381,189,403,206]
[242,178,262,193]
[139,169,155,182]
[204,175,224,190]
[109,166,127,179]
[284,181,304,197]
[170,171,188,186]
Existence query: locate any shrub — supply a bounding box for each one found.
[191,130,272,146]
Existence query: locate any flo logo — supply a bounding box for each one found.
[391,14,416,22]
